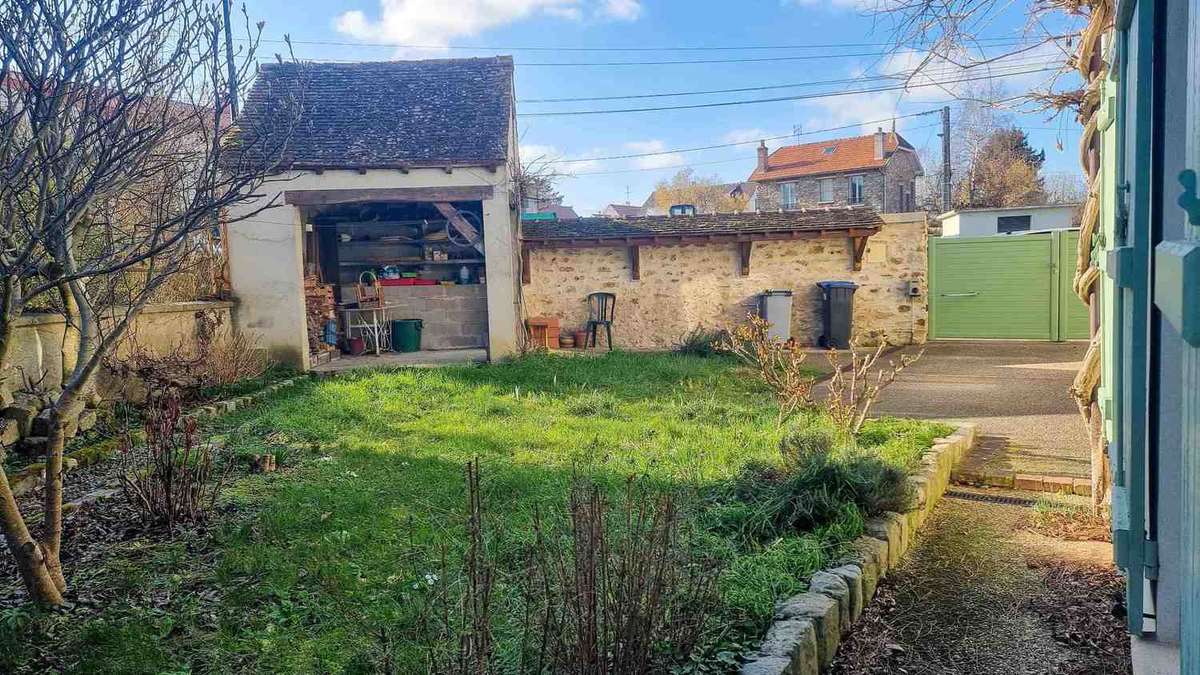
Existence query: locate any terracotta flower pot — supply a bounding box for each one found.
[573,329,589,348]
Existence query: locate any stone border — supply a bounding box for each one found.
[739,422,978,675]
[6,376,307,498]
[951,468,1091,497]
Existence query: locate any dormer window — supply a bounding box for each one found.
[822,146,837,155]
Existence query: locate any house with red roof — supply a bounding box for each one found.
[748,128,923,213]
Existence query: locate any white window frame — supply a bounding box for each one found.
[818,178,835,204]
[779,181,798,209]
[847,174,865,205]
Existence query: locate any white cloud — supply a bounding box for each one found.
[335,0,648,52]
[624,140,684,170]
[723,128,771,144]
[335,0,585,51]
[519,143,602,173]
[597,0,643,21]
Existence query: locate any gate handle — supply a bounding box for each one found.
[940,292,979,297]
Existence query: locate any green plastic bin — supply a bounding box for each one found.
[391,319,423,352]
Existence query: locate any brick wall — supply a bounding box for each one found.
[379,285,488,349]
[522,213,928,349]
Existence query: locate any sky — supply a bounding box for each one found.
[239,0,1085,216]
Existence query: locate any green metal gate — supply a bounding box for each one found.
[929,229,1090,341]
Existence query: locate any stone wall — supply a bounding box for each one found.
[881,151,923,213]
[378,285,488,350]
[522,213,928,349]
[4,301,235,396]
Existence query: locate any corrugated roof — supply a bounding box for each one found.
[236,57,513,170]
[749,132,913,182]
[522,207,882,242]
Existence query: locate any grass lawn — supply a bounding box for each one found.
[0,351,950,674]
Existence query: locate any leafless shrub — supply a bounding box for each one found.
[417,469,716,674]
[520,479,717,674]
[107,311,271,396]
[823,339,923,436]
[719,315,816,423]
[118,395,227,528]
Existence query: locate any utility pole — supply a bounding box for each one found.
[940,105,951,212]
[222,0,239,118]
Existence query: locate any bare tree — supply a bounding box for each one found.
[0,0,301,605]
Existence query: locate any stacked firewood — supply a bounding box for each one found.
[304,274,335,353]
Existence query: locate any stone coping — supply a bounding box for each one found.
[14,300,234,327]
[739,422,978,675]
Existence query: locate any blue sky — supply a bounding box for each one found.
[242,0,1084,215]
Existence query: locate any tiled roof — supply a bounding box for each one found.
[237,57,513,170]
[749,132,914,182]
[603,204,650,217]
[522,207,882,243]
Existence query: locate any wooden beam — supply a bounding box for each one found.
[521,227,879,250]
[284,185,494,205]
[738,241,753,277]
[433,202,486,255]
[521,246,531,285]
[850,235,869,271]
[628,245,641,280]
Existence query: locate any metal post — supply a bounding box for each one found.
[941,106,952,211]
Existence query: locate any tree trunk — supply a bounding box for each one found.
[40,405,75,596]
[0,465,64,605]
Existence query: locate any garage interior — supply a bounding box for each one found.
[299,197,490,366]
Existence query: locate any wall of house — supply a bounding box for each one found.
[226,167,520,370]
[940,205,1081,237]
[881,151,923,213]
[522,212,928,349]
[752,151,921,214]
[2,301,234,399]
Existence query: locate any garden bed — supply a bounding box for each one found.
[0,352,949,673]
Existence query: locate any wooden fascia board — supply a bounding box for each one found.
[283,185,494,205]
[520,226,879,249]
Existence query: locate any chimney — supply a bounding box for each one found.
[873,127,885,160]
[757,140,768,172]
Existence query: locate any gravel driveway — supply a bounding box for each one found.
[871,341,1091,478]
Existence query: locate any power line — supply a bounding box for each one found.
[543,111,943,164]
[241,35,1039,53]
[517,66,1061,117]
[519,57,1060,103]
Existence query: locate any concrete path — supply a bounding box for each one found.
[831,492,1129,675]
[871,341,1091,479]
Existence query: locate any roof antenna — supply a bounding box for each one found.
[625,185,631,205]
[891,118,896,133]
[792,124,802,142]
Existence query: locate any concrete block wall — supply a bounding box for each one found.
[379,285,488,350]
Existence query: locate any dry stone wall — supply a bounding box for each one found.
[522,213,928,348]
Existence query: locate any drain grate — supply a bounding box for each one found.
[944,489,1038,508]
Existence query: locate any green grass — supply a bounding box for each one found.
[1,352,948,674]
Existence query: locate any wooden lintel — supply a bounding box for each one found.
[520,246,532,285]
[850,235,869,271]
[738,241,752,277]
[628,245,641,280]
[433,202,485,255]
[521,225,881,250]
[284,185,494,206]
